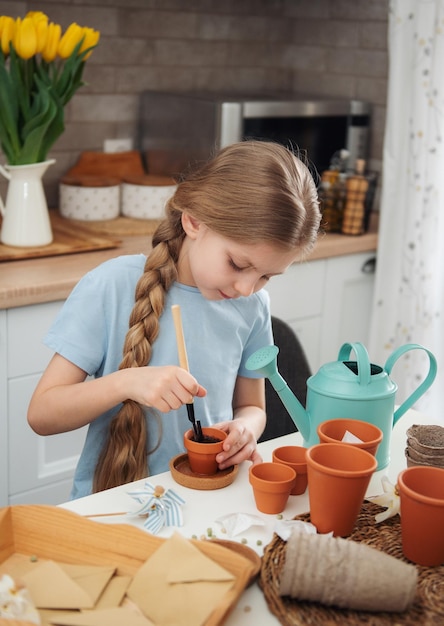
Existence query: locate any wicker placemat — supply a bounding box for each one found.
[260,502,444,625]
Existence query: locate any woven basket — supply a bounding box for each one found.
[260,501,444,625]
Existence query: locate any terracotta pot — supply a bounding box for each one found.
[397,466,444,566]
[306,443,377,537]
[249,462,296,514]
[183,427,226,476]
[317,418,383,458]
[272,446,308,495]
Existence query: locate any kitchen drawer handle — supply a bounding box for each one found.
[361,257,376,274]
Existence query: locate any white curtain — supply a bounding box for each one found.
[369,0,443,420]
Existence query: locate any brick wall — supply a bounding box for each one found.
[0,0,389,207]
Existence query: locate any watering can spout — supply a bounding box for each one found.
[245,345,311,442]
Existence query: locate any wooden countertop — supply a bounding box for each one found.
[0,217,378,310]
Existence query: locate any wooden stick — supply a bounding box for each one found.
[171,304,203,440]
[171,304,190,371]
[83,511,128,518]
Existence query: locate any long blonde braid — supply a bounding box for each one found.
[93,209,184,492]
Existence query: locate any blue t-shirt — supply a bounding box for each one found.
[44,254,272,499]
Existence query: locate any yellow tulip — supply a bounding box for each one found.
[13,16,38,60]
[0,10,99,165]
[58,22,83,59]
[41,22,61,62]
[26,11,48,53]
[26,11,48,22]
[0,16,15,55]
[79,27,100,59]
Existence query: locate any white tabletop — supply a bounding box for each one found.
[60,408,439,625]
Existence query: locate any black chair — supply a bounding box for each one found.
[259,316,312,442]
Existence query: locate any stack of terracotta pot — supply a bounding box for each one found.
[405,424,444,468]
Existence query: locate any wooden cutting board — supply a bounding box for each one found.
[0,211,121,262]
[63,214,162,237]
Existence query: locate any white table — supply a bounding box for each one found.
[60,409,439,625]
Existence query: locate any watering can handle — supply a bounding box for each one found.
[337,342,371,386]
[385,344,438,425]
[0,164,11,217]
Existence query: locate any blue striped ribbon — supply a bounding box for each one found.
[128,481,186,534]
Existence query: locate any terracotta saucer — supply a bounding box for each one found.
[209,539,262,587]
[169,453,239,490]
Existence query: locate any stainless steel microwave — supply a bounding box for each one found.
[138,90,371,178]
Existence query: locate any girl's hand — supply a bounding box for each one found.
[214,418,263,470]
[121,365,207,413]
[28,355,207,437]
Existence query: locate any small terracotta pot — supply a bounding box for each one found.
[317,418,383,458]
[397,466,444,566]
[272,446,308,495]
[183,427,227,476]
[306,443,377,537]
[249,462,296,514]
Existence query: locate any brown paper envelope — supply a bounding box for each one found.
[0,557,115,603]
[167,552,235,583]
[22,561,95,609]
[48,607,155,626]
[59,564,116,605]
[93,575,131,609]
[0,556,120,612]
[39,608,70,626]
[127,533,235,626]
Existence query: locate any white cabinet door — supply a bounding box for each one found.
[6,302,87,506]
[284,317,322,374]
[8,375,87,504]
[7,301,62,376]
[0,310,8,506]
[266,260,326,372]
[319,252,376,365]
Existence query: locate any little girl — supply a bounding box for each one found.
[28,140,321,498]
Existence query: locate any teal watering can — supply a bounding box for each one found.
[246,342,437,470]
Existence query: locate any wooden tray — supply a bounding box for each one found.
[210,539,262,587]
[0,504,254,626]
[0,212,120,262]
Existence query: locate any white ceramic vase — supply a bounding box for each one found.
[0,159,55,247]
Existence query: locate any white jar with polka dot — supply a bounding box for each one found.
[121,174,177,220]
[59,176,120,220]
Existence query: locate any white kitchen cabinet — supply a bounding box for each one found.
[319,252,377,365]
[2,302,87,507]
[0,310,8,507]
[266,251,376,373]
[265,259,326,372]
